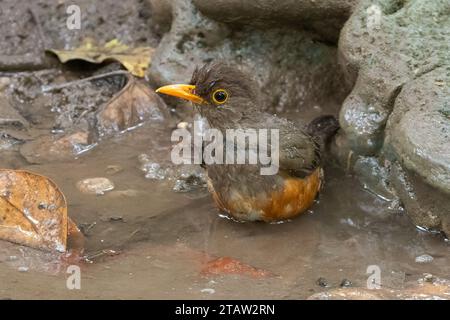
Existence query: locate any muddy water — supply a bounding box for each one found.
[0,0,445,300]
[0,117,449,299]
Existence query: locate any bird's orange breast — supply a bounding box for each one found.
[208,168,322,222]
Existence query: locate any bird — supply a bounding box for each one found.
[156,61,339,222]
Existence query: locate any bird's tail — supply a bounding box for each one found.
[306,115,340,144]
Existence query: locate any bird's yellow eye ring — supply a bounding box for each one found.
[212,89,229,105]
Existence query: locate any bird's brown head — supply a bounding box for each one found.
[156,62,260,128]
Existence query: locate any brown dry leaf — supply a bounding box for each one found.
[19,131,91,164]
[47,38,153,77]
[0,169,79,252]
[96,76,167,135]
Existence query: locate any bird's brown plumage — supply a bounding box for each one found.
[159,61,338,222]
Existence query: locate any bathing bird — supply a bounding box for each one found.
[156,62,338,222]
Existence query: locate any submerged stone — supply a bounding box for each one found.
[76,177,115,195]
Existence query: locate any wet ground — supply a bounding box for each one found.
[0,111,449,299]
[0,0,449,300]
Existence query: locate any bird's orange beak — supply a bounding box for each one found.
[155,84,205,104]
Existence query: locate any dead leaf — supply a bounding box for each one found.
[19,131,91,164]
[47,38,154,77]
[96,76,167,135]
[0,169,80,252]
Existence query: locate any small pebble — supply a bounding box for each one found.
[340,279,352,288]
[105,165,123,175]
[415,254,434,264]
[76,177,115,195]
[316,277,328,287]
[107,216,125,222]
[143,163,168,180]
[177,121,189,129]
[18,266,29,272]
[138,154,169,180]
[172,169,207,192]
[200,288,215,294]
[423,273,434,283]
[173,179,196,192]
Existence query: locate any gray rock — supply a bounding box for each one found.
[383,66,450,235]
[353,156,398,202]
[148,0,173,32]
[338,0,449,155]
[385,67,450,195]
[389,162,450,236]
[193,0,358,43]
[336,0,450,234]
[148,0,347,114]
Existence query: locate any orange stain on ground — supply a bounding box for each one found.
[201,257,272,278]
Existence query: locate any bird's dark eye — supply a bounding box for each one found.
[212,89,229,105]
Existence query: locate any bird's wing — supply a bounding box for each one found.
[277,129,321,178]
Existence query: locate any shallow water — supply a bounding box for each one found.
[0,119,448,299]
[0,0,448,300]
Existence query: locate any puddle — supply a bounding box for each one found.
[0,0,448,299]
[0,119,448,299]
